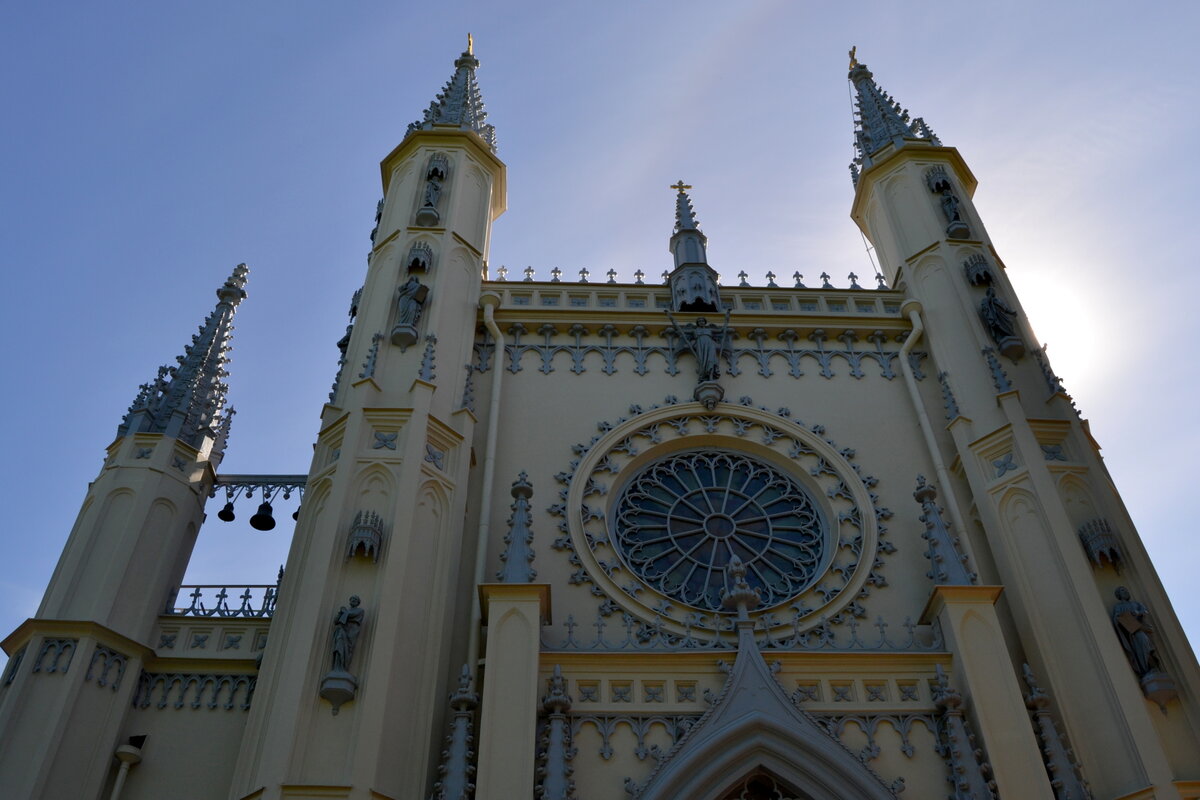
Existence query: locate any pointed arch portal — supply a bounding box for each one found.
[719,769,811,800]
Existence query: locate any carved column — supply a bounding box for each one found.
[923,586,1054,800]
[474,584,549,800]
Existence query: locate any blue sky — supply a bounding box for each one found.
[2,2,1197,657]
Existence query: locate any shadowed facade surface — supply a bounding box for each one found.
[1,43,1198,800]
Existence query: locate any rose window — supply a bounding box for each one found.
[612,451,827,611]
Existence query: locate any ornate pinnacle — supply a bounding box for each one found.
[848,53,940,180]
[117,264,248,459]
[405,39,497,151]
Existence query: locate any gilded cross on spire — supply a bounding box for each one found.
[848,46,858,69]
[467,33,474,55]
[670,180,692,193]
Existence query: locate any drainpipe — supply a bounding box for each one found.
[468,291,504,670]
[898,300,970,541]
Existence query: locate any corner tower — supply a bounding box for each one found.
[229,38,507,800]
[848,51,1198,799]
[0,265,248,799]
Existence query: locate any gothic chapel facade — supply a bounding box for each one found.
[2,43,1198,800]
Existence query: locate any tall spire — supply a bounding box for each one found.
[667,180,720,312]
[848,48,940,183]
[117,264,248,456]
[405,35,497,151]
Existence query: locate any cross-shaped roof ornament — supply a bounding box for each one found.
[606,269,617,284]
[793,271,805,288]
[848,272,862,289]
[820,272,833,288]
[876,273,888,289]
[766,271,778,288]
[496,265,508,281]
[523,266,534,282]
[737,270,749,287]
[670,179,692,193]
[634,269,645,285]
[550,267,562,283]
[579,267,590,283]
[661,270,670,284]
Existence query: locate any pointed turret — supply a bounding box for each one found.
[848,47,940,183]
[667,180,721,312]
[405,34,497,151]
[117,263,247,457]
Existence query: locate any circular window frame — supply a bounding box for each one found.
[558,403,884,641]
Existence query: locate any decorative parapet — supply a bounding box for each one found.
[166,582,280,618]
[132,671,255,711]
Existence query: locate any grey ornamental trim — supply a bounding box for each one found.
[537,665,577,800]
[547,397,899,646]
[497,472,537,583]
[541,610,943,653]
[425,443,446,470]
[913,476,976,586]
[816,713,938,763]
[33,638,77,675]
[429,665,479,800]
[166,577,281,619]
[85,645,128,691]
[1078,518,1122,570]
[963,253,994,286]
[472,327,927,381]
[132,670,256,711]
[405,42,497,151]
[981,348,1012,392]
[1022,664,1094,800]
[359,333,383,380]
[213,475,305,506]
[419,334,438,381]
[347,510,386,562]
[937,371,960,420]
[1032,346,1067,396]
[460,364,476,413]
[932,665,997,799]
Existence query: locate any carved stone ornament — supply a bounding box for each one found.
[391,276,430,348]
[320,595,365,714]
[408,241,434,273]
[415,154,449,227]
[346,510,384,562]
[1078,518,1122,571]
[1111,586,1177,710]
[962,253,994,286]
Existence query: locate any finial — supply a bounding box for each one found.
[848,45,858,69]
[467,32,473,55]
[670,179,692,193]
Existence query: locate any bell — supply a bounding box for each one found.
[217,501,236,522]
[249,501,276,531]
[292,508,300,521]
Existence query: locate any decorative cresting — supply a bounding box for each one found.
[430,665,479,800]
[549,397,894,642]
[117,264,248,456]
[614,452,827,611]
[405,36,497,151]
[913,476,975,586]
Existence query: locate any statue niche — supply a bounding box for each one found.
[391,275,430,348]
[415,154,449,227]
[978,287,1025,360]
[925,165,970,239]
[1111,586,1178,710]
[666,309,731,409]
[319,595,365,714]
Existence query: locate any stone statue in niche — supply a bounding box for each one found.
[978,287,1025,360]
[666,309,731,410]
[415,155,449,227]
[926,165,970,238]
[1112,586,1177,710]
[391,275,430,348]
[320,595,365,714]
